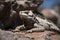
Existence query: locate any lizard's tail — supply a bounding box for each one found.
[50,23,60,33]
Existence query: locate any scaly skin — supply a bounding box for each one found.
[26,16,60,33]
[12,15,60,33]
[12,11,60,33]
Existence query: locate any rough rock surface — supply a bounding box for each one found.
[0,29,60,40]
[0,29,33,40]
[14,31,60,40]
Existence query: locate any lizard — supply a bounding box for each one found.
[12,10,60,33]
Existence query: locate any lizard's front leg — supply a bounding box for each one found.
[12,25,25,32]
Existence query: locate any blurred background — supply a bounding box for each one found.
[38,0,60,10]
[37,0,60,27]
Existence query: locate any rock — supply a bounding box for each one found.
[16,0,43,11]
[0,29,33,40]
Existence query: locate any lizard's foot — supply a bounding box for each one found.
[12,25,25,32]
[12,29,20,32]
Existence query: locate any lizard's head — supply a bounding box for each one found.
[16,0,43,11]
